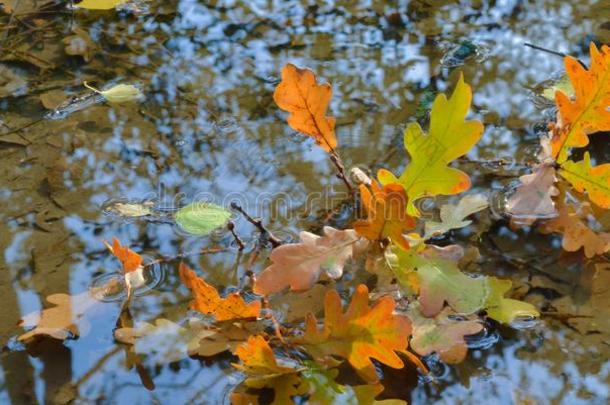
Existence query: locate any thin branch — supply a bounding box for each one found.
[230,202,282,247]
[227,221,245,251]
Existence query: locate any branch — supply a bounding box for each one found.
[230,202,282,247]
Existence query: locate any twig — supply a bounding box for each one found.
[227,221,245,250]
[329,151,355,195]
[230,202,282,247]
[524,42,566,58]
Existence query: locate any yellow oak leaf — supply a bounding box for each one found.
[560,152,610,209]
[179,263,261,321]
[273,63,337,152]
[378,74,484,216]
[296,284,411,382]
[550,43,610,163]
[74,0,127,10]
[353,181,417,251]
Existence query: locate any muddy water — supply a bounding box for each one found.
[1,1,609,404]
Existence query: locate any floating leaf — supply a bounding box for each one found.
[179,263,261,321]
[0,64,27,98]
[485,278,539,324]
[274,63,337,152]
[408,304,483,364]
[541,75,574,101]
[353,181,416,251]
[378,75,484,216]
[74,0,127,10]
[174,202,231,236]
[539,196,610,258]
[424,193,488,238]
[104,237,146,294]
[83,81,143,103]
[63,28,96,62]
[297,284,411,382]
[506,164,558,223]
[550,43,610,163]
[560,152,610,209]
[416,250,489,317]
[233,336,305,405]
[253,227,365,295]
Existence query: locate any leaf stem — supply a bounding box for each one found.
[329,151,355,195]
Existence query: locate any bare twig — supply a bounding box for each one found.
[524,42,567,58]
[230,202,282,247]
[329,151,355,195]
[227,221,245,251]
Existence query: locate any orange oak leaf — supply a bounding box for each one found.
[550,43,610,163]
[353,181,417,251]
[179,263,261,321]
[104,237,143,273]
[296,284,412,382]
[253,226,366,295]
[539,196,610,258]
[233,335,305,404]
[273,63,337,152]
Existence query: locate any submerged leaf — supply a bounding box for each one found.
[378,74,484,216]
[550,43,610,163]
[274,63,337,152]
[174,202,232,236]
[353,181,416,251]
[179,263,261,321]
[253,227,365,295]
[560,152,610,209]
[408,304,483,364]
[424,193,488,238]
[297,284,411,382]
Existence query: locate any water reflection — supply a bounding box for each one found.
[0,0,609,403]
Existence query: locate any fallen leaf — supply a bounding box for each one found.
[415,248,489,317]
[296,284,411,382]
[485,278,539,324]
[377,74,484,216]
[83,81,143,103]
[230,393,259,405]
[539,196,610,258]
[353,181,416,251]
[269,284,334,322]
[63,28,96,62]
[424,193,488,238]
[174,202,232,236]
[408,304,483,364]
[253,227,365,295]
[233,335,305,405]
[550,43,610,163]
[0,64,27,98]
[274,63,337,152]
[74,0,127,10]
[560,152,610,209]
[39,89,68,110]
[541,74,574,101]
[104,237,146,294]
[506,164,559,224]
[179,263,261,321]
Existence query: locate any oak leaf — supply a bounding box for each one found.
[550,43,610,163]
[424,193,488,239]
[233,335,305,405]
[378,74,484,216]
[559,152,610,209]
[74,0,127,10]
[485,278,539,324]
[539,197,610,258]
[104,237,146,294]
[274,63,337,152]
[506,164,559,224]
[179,263,261,320]
[296,284,411,382]
[253,227,365,295]
[408,304,483,364]
[353,181,417,251]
